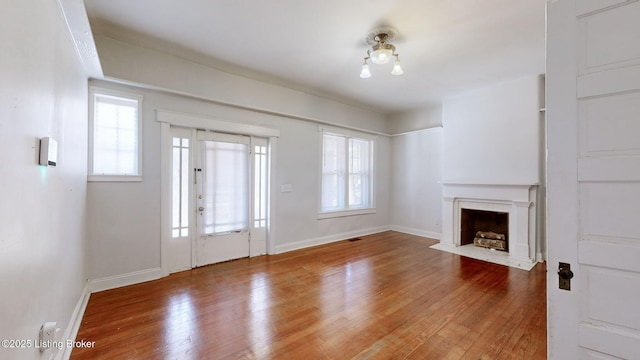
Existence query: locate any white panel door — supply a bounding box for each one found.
[196,131,250,266]
[547,0,640,358]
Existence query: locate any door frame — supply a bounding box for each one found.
[546,1,580,357]
[158,110,280,276]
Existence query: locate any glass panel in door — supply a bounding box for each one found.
[196,131,250,266]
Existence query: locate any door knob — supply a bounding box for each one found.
[558,262,573,291]
[558,268,574,279]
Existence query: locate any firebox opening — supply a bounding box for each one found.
[460,209,509,251]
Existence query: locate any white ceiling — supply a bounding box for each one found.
[84,0,546,115]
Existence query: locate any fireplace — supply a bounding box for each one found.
[433,182,539,270]
[461,209,509,251]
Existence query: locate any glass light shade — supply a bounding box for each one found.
[391,59,403,75]
[360,63,371,78]
[369,44,395,64]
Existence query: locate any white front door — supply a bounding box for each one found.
[195,131,250,266]
[547,1,640,358]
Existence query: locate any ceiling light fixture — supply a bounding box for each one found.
[360,26,403,78]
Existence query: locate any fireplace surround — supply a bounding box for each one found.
[433,182,539,270]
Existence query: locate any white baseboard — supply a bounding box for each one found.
[389,225,441,240]
[87,267,163,293]
[273,225,390,254]
[58,283,91,360]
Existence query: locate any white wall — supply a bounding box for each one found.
[86,35,391,283]
[390,128,443,239]
[442,75,543,184]
[0,1,88,359]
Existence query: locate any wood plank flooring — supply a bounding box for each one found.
[72,231,546,359]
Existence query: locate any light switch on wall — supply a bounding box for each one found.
[280,184,293,192]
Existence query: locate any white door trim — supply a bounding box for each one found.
[159,110,279,276]
[160,121,171,277]
[157,109,280,138]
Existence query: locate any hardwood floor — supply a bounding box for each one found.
[72,231,546,359]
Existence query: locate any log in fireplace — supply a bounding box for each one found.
[460,209,509,251]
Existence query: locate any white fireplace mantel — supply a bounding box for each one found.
[437,181,539,269]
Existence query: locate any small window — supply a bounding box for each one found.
[319,126,375,218]
[253,142,268,228]
[172,136,190,238]
[89,88,142,181]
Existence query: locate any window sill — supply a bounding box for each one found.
[88,175,143,182]
[317,208,376,220]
